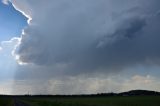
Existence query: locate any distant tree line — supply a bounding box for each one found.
[0,90,160,98]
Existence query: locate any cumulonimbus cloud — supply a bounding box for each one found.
[11,0,160,75]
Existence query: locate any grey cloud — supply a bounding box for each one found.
[89,15,160,71]
[12,0,160,75]
[73,17,147,72]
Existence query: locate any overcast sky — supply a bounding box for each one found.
[0,0,160,95]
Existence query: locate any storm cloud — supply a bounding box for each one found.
[11,0,160,75]
[0,0,159,95]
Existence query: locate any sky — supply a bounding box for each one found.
[0,0,160,95]
[0,0,27,41]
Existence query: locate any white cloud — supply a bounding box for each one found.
[1,0,9,5]
[0,47,2,51]
[120,75,160,92]
[0,37,20,80]
[11,0,32,24]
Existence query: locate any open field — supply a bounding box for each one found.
[0,95,160,106]
[15,96,160,106]
[0,97,13,106]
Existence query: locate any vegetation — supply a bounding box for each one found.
[20,96,160,106]
[0,90,160,106]
[0,97,13,106]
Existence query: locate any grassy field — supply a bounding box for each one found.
[0,96,160,106]
[21,96,160,106]
[0,97,13,106]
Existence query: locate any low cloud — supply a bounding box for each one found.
[121,75,160,92]
[10,75,160,95]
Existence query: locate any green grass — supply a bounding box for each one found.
[21,96,160,106]
[0,97,13,106]
[0,96,159,106]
